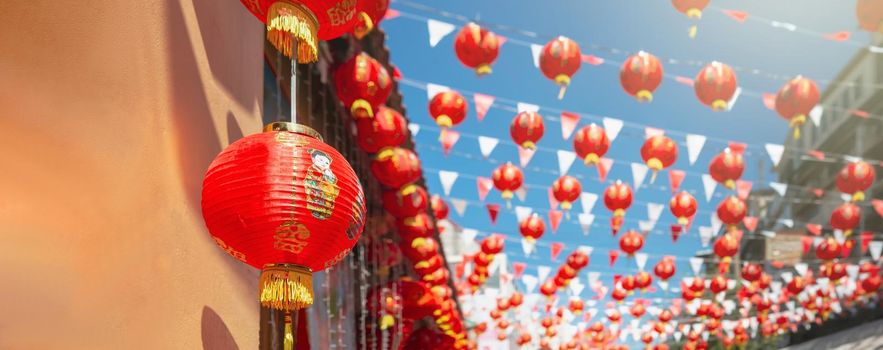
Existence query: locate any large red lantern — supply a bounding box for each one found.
[519,213,546,242]
[816,237,841,261]
[716,196,747,230]
[619,230,645,256]
[654,258,676,281]
[641,135,678,181]
[241,0,358,61]
[741,263,762,282]
[371,147,422,189]
[669,191,697,225]
[351,0,389,39]
[836,161,876,202]
[620,51,663,102]
[355,106,406,153]
[334,52,393,119]
[382,185,428,219]
[671,0,710,18]
[552,175,582,211]
[453,23,501,76]
[429,91,468,129]
[708,149,744,189]
[694,61,738,111]
[201,123,366,311]
[857,0,883,33]
[605,181,633,235]
[492,162,524,201]
[830,203,861,236]
[573,124,610,166]
[775,76,819,139]
[510,111,545,149]
[539,36,582,99]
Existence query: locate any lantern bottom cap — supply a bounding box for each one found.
[266,2,319,63]
[259,263,314,311]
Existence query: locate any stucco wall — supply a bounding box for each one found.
[0,0,267,348]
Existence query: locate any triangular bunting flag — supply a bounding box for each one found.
[602,118,624,141]
[824,31,851,42]
[699,226,714,247]
[639,220,655,233]
[549,210,564,232]
[871,200,883,218]
[514,187,528,202]
[669,170,685,193]
[517,102,539,113]
[551,242,565,261]
[862,232,873,253]
[671,224,683,242]
[439,170,459,196]
[736,180,752,200]
[701,174,717,202]
[581,192,598,214]
[522,275,539,293]
[743,217,758,232]
[689,257,704,276]
[871,241,883,260]
[645,127,665,138]
[521,238,536,256]
[647,203,665,222]
[762,93,776,110]
[478,136,499,158]
[473,93,495,122]
[675,76,694,86]
[513,262,526,279]
[530,44,543,68]
[477,176,493,201]
[408,123,420,137]
[518,146,536,167]
[486,204,500,224]
[609,250,620,266]
[581,54,605,65]
[450,198,467,217]
[631,162,649,190]
[635,253,648,271]
[383,9,400,20]
[440,129,460,155]
[765,143,784,167]
[806,224,822,236]
[578,213,595,235]
[426,83,450,100]
[515,206,533,222]
[794,263,808,277]
[722,9,749,22]
[598,158,613,183]
[686,134,707,165]
[427,19,456,47]
[561,112,580,140]
[801,236,813,254]
[809,105,823,127]
[769,182,788,196]
[538,265,552,282]
[558,150,577,175]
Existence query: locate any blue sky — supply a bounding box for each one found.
[380,0,869,333]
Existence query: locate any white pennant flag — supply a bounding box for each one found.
[569,281,585,296]
[631,162,649,190]
[602,117,624,141]
[635,253,648,271]
[769,182,788,196]
[515,187,528,202]
[578,213,595,235]
[530,44,543,68]
[781,272,793,283]
[727,87,742,110]
[765,143,784,167]
[517,102,540,113]
[522,275,539,293]
[521,238,536,255]
[699,226,714,247]
[674,332,682,342]
[639,220,656,232]
[871,241,883,260]
[658,280,669,291]
[426,83,450,100]
[809,105,823,127]
[588,272,600,286]
[844,155,863,163]
[407,123,420,137]
[794,263,808,276]
[558,150,577,175]
[780,219,794,228]
[538,265,552,282]
[581,193,598,214]
[578,245,594,256]
[761,230,776,238]
[438,170,459,195]
[847,264,859,280]
[451,198,468,217]
[834,230,845,244]
[478,136,499,158]
[647,203,665,222]
[710,213,722,235]
[689,257,704,275]
[701,174,717,202]
[515,206,533,221]
[427,19,456,47]
[686,134,707,165]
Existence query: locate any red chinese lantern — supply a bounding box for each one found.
[351,0,389,39]
[620,51,663,102]
[830,203,860,236]
[569,299,585,314]
[857,0,883,33]
[396,213,434,241]
[620,275,637,293]
[573,124,610,166]
[334,53,392,119]
[453,23,501,76]
[635,271,653,290]
[519,213,546,242]
[836,161,876,202]
[355,106,407,153]
[630,303,646,318]
[671,0,710,18]
[492,162,524,201]
[241,0,358,61]
[741,263,762,282]
[401,237,439,263]
[694,61,738,111]
[509,292,524,307]
[201,122,366,311]
[371,147,422,189]
[552,175,582,211]
[611,288,627,303]
[481,235,505,255]
[413,254,443,277]
[510,111,545,149]
[641,135,678,181]
[713,232,739,269]
[604,181,633,235]
[607,309,622,323]
[862,275,881,294]
[716,196,747,230]
[659,309,673,323]
[430,195,449,221]
[381,185,428,219]
[669,191,697,225]
[688,277,705,298]
[816,237,841,261]
[567,251,590,270]
[540,280,558,299]
[428,91,468,128]
[539,36,582,99]
[775,76,819,139]
[709,275,728,294]
[654,258,676,281]
[787,276,806,295]
[708,149,744,189]
[619,230,645,256]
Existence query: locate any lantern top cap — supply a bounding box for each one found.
[263,122,323,141]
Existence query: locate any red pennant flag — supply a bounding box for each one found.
[551,242,564,261]
[675,76,694,86]
[771,260,784,269]
[743,217,758,232]
[861,231,873,253]
[728,142,747,154]
[548,188,560,209]
[841,239,855,258]
[801,236,813,255]
[611,216,623,236]
[806,224,822,236]
[440,129,460,156]
[477,177,494,201]
[391,66,403,81]
[597,158,613,183]
[872,200,883,218]
[613,275,622,286]
[486,203,500,224]
[513,262,526,279]
[850,109,870,118]
[669,169,685,193]
[609,250,620,266]
[473,93,495,122]
[549,210,563,232]
[808,150,825,160]
[671,224,683,242]
[671,299,683,316]
[560,112,580,140]
[496,35,508,46]
[812,188,824,197]
[736,180,752,200]
[721,9,749,22]
[762,93,776,110]
[581,54,604,65]
[824,31,851,42]
[455,262,465,280]
[518,146,535,167]
[383,8,401,20]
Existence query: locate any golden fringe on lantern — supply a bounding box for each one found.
[266,2,319,63]
[260,264,314,311]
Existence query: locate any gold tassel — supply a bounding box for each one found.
[266,2,319,63]
[284,311,294,350]
[260,264,314,311]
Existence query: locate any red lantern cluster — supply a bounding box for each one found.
[620,51,664,102]
[836,161,876,202]
[709,148,745,189]
[539,36,582,99]
[510,111,545,149]
[573,124,610,166]
[775,76,819,139]
[604,181,633,235]
[454,23,501,76]
[464,235,505,292]
[816,237,841,262]
[334,53,393,119]
[694,61,738,111]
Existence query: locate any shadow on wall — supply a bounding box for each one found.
[202,306,240,350]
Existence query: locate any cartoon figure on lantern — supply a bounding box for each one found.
[304,149,340,220]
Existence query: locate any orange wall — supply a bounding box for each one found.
[0,1,268,348]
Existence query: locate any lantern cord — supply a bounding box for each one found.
[290,41,299,124]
